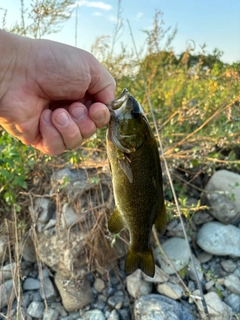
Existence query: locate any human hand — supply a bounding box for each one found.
[0,31,115,155]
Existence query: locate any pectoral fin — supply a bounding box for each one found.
[154,202,166,236]
[108,207,125,234]
[119,158,133,183]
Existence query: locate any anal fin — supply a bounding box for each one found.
[108,207,125,234]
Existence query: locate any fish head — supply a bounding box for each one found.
[107,89,149,153]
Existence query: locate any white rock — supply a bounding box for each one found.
[196,221,240,256]
[126,269,152,298]
[93,278,105,293]
[83,309,105,320]
[156,282,183,300]
[203,170,240,223]
[198,292,230,320]
[158,237,190,274]
[143,265,169,283]
[224,274,240,295]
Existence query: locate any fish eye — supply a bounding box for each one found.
[131,110,140,119]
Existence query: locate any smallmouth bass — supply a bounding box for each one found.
[106,89,166,278]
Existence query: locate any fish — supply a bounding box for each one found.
[106,88,166,278]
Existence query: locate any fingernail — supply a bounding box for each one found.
[71,106,87,121]
[56,112,69,126]
[42,110,51,123]
[92,110,105,123]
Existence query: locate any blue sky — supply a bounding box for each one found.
[1,0,240,63]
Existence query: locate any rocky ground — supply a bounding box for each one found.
[0,165,240,320]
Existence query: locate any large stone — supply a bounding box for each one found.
[55,272,93,312]
[134,294,195,320]
[202,170,240,223]
[158,237,190,274]
[126,270,153,298]
[34,167,126,279]
[196,221,240,256]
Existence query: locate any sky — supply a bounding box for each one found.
[0,0,240,63]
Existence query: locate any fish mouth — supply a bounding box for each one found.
[109,88,130,112]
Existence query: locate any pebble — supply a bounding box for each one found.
[27,301,44,318]
[143,265,169,283]
[224,293,240,312]
[23,278,41,290]
[55,273,93,312]
[197,251,212,263]
[196,221,240,256]
[220,259,237,273]
[107,309,119,320]
[126,270,153,298]
[198,292,230,320]
[134,294,195,320]
[20,238,37,263]
[0,263,16,283]
[192,211,214,225]
[83,309,105,320]
[156,282,183,300]
[224,274,240,295]
[43,307,59,320]
[203,170,240,224]
[158,237,190,274]
[0,279,15,309]
[94,278,105,293]
[40,276,58,300]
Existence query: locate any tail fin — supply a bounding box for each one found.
[125,248,155,278]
